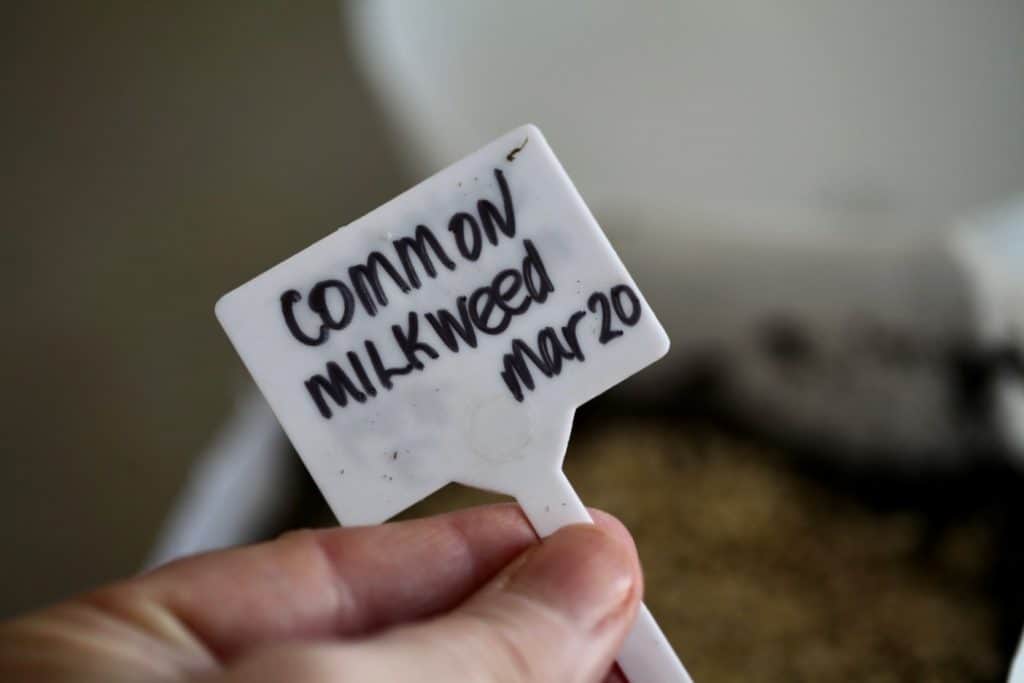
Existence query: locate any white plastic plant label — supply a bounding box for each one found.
[216,124,692,682]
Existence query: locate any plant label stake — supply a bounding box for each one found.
[217,125,693,682]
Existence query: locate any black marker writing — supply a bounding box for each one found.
[287,161,645,419]
[304,239,554,418]
[393,225,456,288]
[304,361,368,416]
[500,285,641,402]
[392,311,439,370]
[425,297,478,352]
[282,168,515,346]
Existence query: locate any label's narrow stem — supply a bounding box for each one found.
[515,470,592,536]
[516,472,695,683]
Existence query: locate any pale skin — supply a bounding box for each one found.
[0,505,641,682]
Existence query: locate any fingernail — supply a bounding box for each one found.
[504,525,637,631]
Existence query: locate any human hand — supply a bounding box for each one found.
[0,505,641,682]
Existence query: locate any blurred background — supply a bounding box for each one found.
[3,2,1023,681]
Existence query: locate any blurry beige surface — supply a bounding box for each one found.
[1,1,408,615]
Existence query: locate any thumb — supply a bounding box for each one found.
[221,522,642,683]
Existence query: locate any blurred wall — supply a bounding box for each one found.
[351,0,1024,233]
[1,2,407,616]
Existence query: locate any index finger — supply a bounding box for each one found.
[95,504,633,664]
[116,503,539,660]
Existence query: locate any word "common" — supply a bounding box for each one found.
[281,169,517,347]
